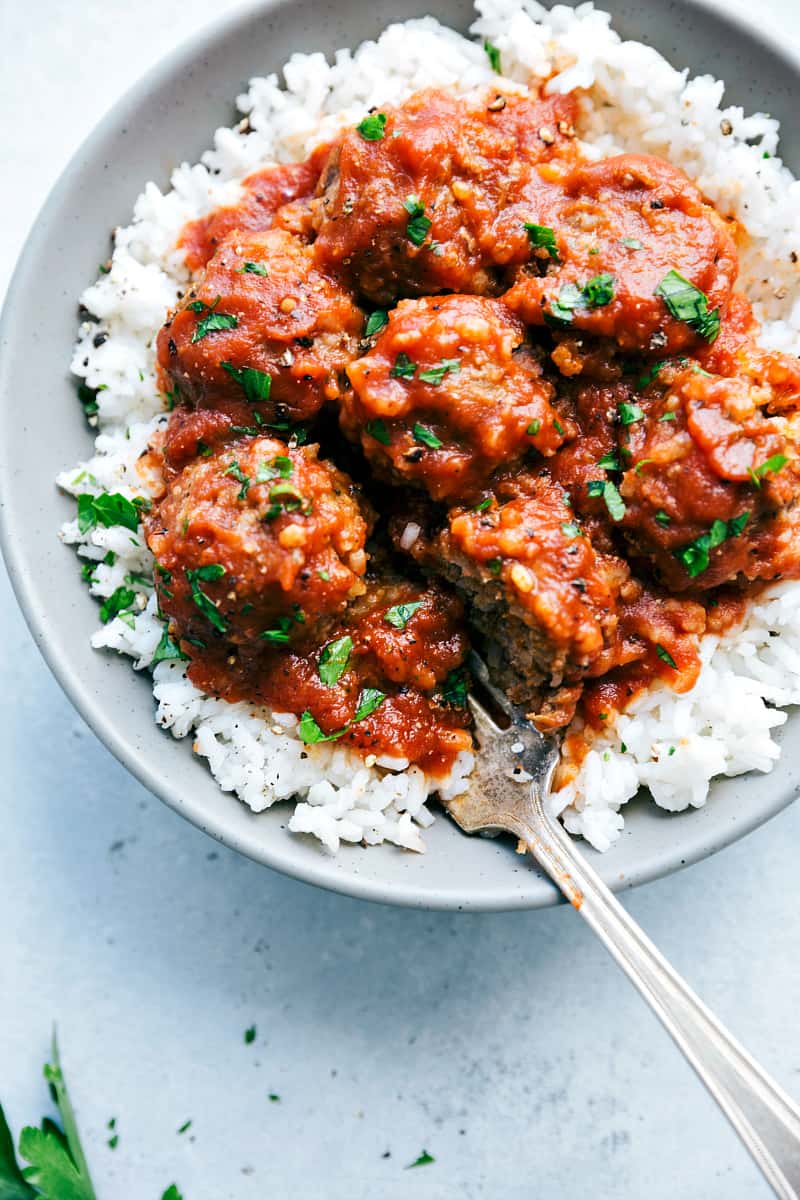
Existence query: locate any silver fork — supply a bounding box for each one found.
[444,653,800,1197]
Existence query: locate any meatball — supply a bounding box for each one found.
[618,361,797,590]
[178,149,328,271]
[146,435,370,647]
[394,477,627,710]
[157,228,364,429]
[502,154,738,354]
[311,87,580,304]
[343,295,566,501]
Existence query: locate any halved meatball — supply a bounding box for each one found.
[618,360,798,590]
[311,87,580,304]
[502,154,738,354]
[157,228,364,430]
[343,295,567,501]
[146,435,370,648]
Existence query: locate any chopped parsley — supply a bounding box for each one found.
[487,558,502,575]
[473,497,492,512]
[191,297,238,343]
[224,460,251,500]
[561,520,582,539]
[244,1026,257,1045]
[655,644,677,669]
[484,39,502,72]
[239,261,269,276]
[268,1093,280,1103]
[177,1120,193,1135]
[413,423,443,449]
[636,360,667,390]
[618,401,644,426]
[674,512,750,577]
[77,491,141,534]
[524,222,560,262]
[406,1150,435,1169]
[384,601,423,629]
[526,418,542,436]
[152,628,188,666]
[748,453,788,487]
[365,309,389,337]
[365,418,391,445]
[403,196,432,246]
[441,667,468,707]
[298,688,387,743]
[582,272,616,307]
[659,411,678,422]
[255,455,293,483]
[357,112,388,140]
[597,450,620,471]
[186,564,227,633]
[553,418,565,436]
[418,358,460,385]
[586,479,626,521]
[262,480,309,521]
[99,586,136,625]
[260,617,294,645]
[654,509,671,527]
[78,381,99,419]
[620,237,644,250]
[391,352,417,379]
[655,269,720,343]
[318,635,354,686]
[548,274,615,323]
[221,361,272,404]
[354,687,386,722]
[162,1188,184,1200]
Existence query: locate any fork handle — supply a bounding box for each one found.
[510,789,800,1197]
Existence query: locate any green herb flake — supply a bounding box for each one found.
[224,460,251,500]
[487,558,502,576]
[298,711,339,744]
[260,617,293,645]
[384,601,423,630]
[353,688,386,723]
[191,298,238,343]
[365,418,391,445]
[553,418,565,436]
[177,1120,192,1135]
[413,423,443,449]
[268,1093,281,1103]
[441,667,468,707]
[561,520,582,539]
[655,269,720,343]
[77,382,99,419]
[484,39,502,71]
[391,352,417,379]
[748,453,788,487]
[406,1150,435,1169]
[99,586,136,625]
[77,491,140,534]
[418,358,460,385]
[255,455,293,484]
[618,401,644,426]
[186,564,228,633]
[221,361,272,404]
[357,112,387,141]
[620,237,644,250]
[524,222,560,262]
[365,309,389,337]
[655,643,677,669]
[586,479,626,521]
[659,410,678,422]
[473,498,492,513]
[318,635,354,686]
[582,272,615,308]
[655,509,671,527]
[548,282,583,324]
[597,451,620,471]
[239,261,269,276]
[674,512,750,577]
[636,360,667,390]
[244,1026,257,1045]
[161,1186,184,1200]
[152,628,188,666]
[107,1134,119,1151]
[403,196,431,246]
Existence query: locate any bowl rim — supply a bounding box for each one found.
[2,0,800,911]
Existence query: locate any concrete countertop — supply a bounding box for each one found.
[2,1,800,1195]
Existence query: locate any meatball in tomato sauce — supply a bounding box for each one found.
[146,435,370,649]
[343,295,567,501]
[157,228,364,430]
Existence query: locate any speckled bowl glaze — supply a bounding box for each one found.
[2,0,799,910]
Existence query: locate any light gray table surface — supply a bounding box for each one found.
[2,1,800,1197]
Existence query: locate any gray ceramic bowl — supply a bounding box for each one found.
[2,0,799,910]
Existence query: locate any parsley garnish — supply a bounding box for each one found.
[484,39,502,71]
[357,112,387,140]
[674,512,750,577]
[548,274,615,323]
[191,297,238,343]
[526,419,542,436]
[298,688,387,743]
[620,237,644,250]
[406,1150,435,1169]
[365,309,389,337]
[655,269,720,342]
[255,455,293,483]
[553,418,565,436]
[384,601,423,629]
[260,617,294,645]
[655,509,671,527]
[748,453,788,487]
[318,635,353,686]
[177,1120,192,1135]
[152,628,188,666]
[365,418,390,445]
[413,423,443,449]
[77,382,99,419]
[561,520,582,538]
[161,1187,184,1200]
[586,479,626,521]
[186,564,227,633]
[239,261,269,276]
[221,361,272,404]
[391,353,417,379]
[244,1026,257,1045]
[655,644,677,669]
[582,273,616,307]
[441,667,468,707]
[77,492,141,534]
[618,401,644,425]
[403,196,431,246]
[473,498,492,512]
[99,586,136,626]
[224,460,251,500]
[262,480,309,521]
[418,359,460,385]
[487,558,502,575]
[597,450,620,471]
[354,688,387,722]
[524,222,560,262]
[636,360,667,390]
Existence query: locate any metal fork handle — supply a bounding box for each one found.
[509,785,800,1198]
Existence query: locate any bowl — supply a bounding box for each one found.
[2,0,800,911]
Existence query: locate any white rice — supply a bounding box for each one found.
[60,0,800,853]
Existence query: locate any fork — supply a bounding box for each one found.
[444,653,800,1197]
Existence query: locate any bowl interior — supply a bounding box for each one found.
[2,0,800,910]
